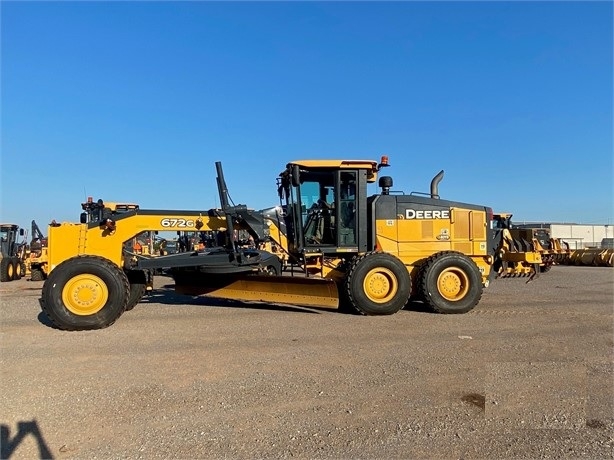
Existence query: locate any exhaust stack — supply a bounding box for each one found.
[430,170,444,199]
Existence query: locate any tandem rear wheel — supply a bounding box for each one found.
[41,255,129,330]
[418,251,483,314]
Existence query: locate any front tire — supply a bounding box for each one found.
[1,258,14,282]
[41,255,129,330]
[344,252,411,315]
[419,251,483,314]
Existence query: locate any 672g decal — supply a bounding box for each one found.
[160,218,195,228]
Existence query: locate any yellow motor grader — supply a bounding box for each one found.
[41,157,518,330]
[0,223,26,282]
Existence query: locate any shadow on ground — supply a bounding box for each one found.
[36,279,437,328]
[1,420,53,459]
[140,282,435,315]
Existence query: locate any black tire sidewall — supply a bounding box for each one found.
[42,257,128,330]
[346,253,411,315]
[422,253,482,314]
[125,269,147,311]
[125,284,146,311]
[0,258,9,282]
[12,258,21,280]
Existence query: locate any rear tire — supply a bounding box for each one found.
[420,251,483,314]
[41,255,129,330]
[12,258,21,280]
[344,252,411,315]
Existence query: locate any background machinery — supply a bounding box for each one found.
[565,246,614,267]
[41,157,520,330]
[0,223,26,282]
[26,220,48,281]
[491,213,571,277]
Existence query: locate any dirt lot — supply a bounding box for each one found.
[1,265,613,459]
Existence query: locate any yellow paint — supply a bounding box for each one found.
[437,267,470,301]
[175,275,339,309]
[362,267,398,303]
[62,273,109,315]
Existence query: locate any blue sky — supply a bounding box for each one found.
[2,1,612,230]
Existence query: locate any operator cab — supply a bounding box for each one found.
[0,224,24,258]
[278,157,387,255]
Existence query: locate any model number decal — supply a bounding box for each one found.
[160,218,195,228]
[405,209,450,219]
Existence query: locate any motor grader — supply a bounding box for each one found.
[41,157,505,331]
[0,223,26,282]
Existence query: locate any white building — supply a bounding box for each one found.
[515,222,612,250]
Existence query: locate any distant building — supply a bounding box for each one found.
[514,222,612,249]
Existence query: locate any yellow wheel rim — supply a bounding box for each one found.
[437,267,470,301]
[62,274,109,316]
[363,267,398,303]
[7,263,14,279]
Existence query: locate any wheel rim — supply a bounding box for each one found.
[7,263,14,279]
[437,267,470,301]
[363,267,398,303]
[62,274,109,316]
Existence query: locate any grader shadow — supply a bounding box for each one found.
[36,282,436,329]
[139,283,323,314]
[139,283,435,315]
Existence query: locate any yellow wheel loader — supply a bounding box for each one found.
[41,157,502,330]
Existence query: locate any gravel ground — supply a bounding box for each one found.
[1,265,612,459]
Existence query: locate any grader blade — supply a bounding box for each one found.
[174,273,340,309]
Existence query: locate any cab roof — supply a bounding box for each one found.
[287,160,379,170]
[287,159,381,183]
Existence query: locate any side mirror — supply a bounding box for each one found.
[291,165,300,187]
[19,228,25,236]
[80,213,87,224]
